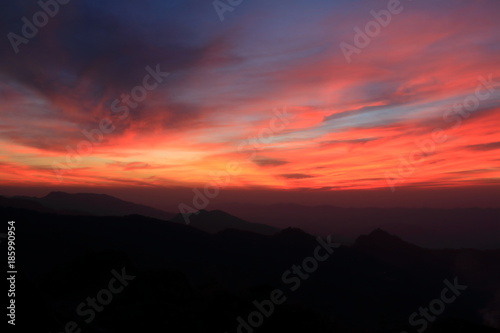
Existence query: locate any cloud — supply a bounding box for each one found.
[108,162,157,171]
[279,173,314,179]
[253,157,289,167]
[0,0,243,138]
[447,169,499,175]
[1,0,500,191]
[320,138,379,146]
[465,141,500,151]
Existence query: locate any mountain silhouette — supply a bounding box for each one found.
[1,192,281,235]
[2,205,499,332]
[2,191,176,220]
[214,203,500,249]
[172,209,279,235]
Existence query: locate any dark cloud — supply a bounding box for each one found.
[0,0,241,132]
[447,169,498,175]
[253,157,289,167]
[465,141,500,151]
[279,173,314,179]
[320,138,378,145]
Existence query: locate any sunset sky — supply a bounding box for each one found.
[1,0,500,207]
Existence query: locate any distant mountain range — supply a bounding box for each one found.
[2,191,176,220]
[0,191,279,235]
[2,191,499,249]
[214,202,500,249]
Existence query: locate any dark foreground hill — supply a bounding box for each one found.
[1,207,499,333]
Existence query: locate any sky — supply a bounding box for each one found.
[1,0,500,207]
